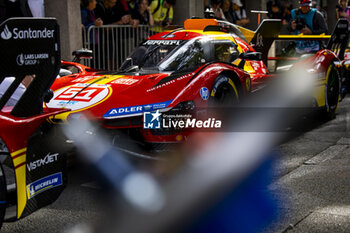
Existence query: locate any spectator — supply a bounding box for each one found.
[232,0,250,26]
[337,0,350,29]
[0,75,34,107]
[114,0,134,25]
[94,0,118,25]
[150,0,175,28]
[221,0,235,23]
[267,0,283,19]
[288,0,328,54]
[127,0,138,10]
[132,0,154,26]
[81,0,103,29]
[211,0,225,20]
[282,0,292,23]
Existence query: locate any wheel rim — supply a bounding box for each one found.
[214,82,239,106]
[327,67,339,112]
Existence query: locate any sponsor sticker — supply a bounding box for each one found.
[1,25,54,40]
[103,100,172,118]
[200,87,209,100]
[111,78,138,85]
[26,172,63,199]
[46,84,111,110]
[16,53,49,66]
[143,40,181,46]
[27,153,59,172]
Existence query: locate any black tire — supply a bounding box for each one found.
[0,164,6,230]
[209,75,239,107]
[324,64,340,119]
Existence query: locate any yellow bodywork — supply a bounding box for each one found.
[11,148,27,219]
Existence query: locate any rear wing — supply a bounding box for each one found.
[326,19,349,60]
[0,18,60,117]
[238,19,282,64]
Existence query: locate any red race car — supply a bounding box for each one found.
[45,18,348,150]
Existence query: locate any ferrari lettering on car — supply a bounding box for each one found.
[143,40,181,46]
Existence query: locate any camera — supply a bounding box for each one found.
[295,17,306,31]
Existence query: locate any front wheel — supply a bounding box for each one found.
[323,64,340,119]
[209,75,240,107]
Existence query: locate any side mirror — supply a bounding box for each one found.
[229,51,240,63]
[72,49,93,63]
[239,51,262,61]
[238,51,263,69]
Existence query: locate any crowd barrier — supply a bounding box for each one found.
[83,25,162,70]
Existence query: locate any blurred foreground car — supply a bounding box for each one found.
[0,18,67,229]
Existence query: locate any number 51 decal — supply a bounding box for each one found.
[55,87,105,102]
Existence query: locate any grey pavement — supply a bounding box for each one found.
[266,97,350,233]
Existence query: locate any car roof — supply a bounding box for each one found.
[148,18,248,44]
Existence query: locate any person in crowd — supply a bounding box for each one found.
[221,0,235,23]
[282,0,292,23]
[114,0,134,25]
[127,0,138,10]
[94,0,118,24]
[0,75,34,107]
[132,0,154,26]
[232,0,249,26]
[81,0,103,29]
[211,0,225,20]
[337,0,350,28]
[150,0,176,28]
[267,0,283,20]
[288,0,328,54]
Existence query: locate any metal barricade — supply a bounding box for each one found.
[83,25,162,71]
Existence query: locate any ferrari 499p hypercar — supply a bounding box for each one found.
[46,18,348,149]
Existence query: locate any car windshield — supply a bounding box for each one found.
[119,37,239,72]
[119,39,207,72]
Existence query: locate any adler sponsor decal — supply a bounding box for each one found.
[1,25,54,40]
[104,100,173,118]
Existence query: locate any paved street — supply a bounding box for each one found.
[3,97,350,233]
[266,97,350,233]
